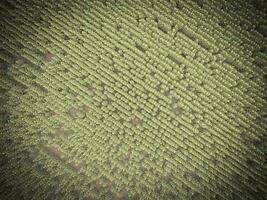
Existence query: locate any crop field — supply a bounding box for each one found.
[0,0,266,200]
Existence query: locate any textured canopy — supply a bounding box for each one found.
[0,0,266,200]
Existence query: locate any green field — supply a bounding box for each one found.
[0,0,266,199]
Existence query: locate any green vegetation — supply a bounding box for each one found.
[0,0,266,199]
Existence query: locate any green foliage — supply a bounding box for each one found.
[0,0,266,199]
